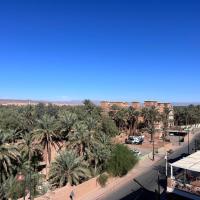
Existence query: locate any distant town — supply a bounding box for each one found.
[0,98,199,107]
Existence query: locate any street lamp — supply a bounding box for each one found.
[185,113,190,155]
[188,130,190,155]
[185,127,190,155]
[165,152,168,178]
[152,140,155,161]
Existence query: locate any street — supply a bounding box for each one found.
[100,132,200,200]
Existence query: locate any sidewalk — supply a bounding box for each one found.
[33,130,200,200]
[81,148,166,200]
[80,130,200,200]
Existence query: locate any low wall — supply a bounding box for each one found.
[35,177,100,200]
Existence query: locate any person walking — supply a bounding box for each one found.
[69,190,74,200]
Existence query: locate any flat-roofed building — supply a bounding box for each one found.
[100,100,174,130]
[131,102,141,110]
[144,100,158,108]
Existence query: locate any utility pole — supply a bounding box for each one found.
[187,129,190,155]
[165,152,168,177]
[152,139,155,161]
[185,114,190,155]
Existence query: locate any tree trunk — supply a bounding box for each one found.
[80,143,84,157]
[28,147,32,200]
[94,160,97,175]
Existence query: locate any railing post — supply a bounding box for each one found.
[170,165,173,179]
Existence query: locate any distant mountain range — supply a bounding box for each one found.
[172,102,200,106]
[0,99,199,106]
[0,99,85,106]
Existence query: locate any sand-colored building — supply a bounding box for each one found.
[100,100,174,130]
[100,101,129,111]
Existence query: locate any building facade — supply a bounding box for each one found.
[100,100,174,130]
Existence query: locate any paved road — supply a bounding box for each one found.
[100,133,200,200]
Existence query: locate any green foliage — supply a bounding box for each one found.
[107,144,138,177]
[111,108,128,131]
[0,171,45,199]
[97,173,108,187]
[0,133,20,181]
[33,114,60,164]
[141,106,160,141]
[127,107,140,135]
[49,150,91,187]
[102,116,119,136]
[174,105,200,126]
[0,100,120,196]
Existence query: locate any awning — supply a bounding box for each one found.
[171,151,200,173]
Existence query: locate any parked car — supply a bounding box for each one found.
[125,135,144,145]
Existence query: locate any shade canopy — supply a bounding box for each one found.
[171,151,200,173]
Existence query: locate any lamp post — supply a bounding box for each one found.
[185,113,190,155]
[188,129,190,155]
[152,139,155,161]
[165,152,168,178]
[185,127,190,155]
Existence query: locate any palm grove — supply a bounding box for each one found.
[0,100,198,199]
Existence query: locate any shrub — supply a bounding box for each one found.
[107,144,138,177]
[97,173,108,187]
[102,116,119,137]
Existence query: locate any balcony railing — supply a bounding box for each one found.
[168,178,200,196]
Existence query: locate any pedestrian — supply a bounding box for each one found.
[70,190,74,200]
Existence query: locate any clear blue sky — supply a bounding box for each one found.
[0,0,200,102]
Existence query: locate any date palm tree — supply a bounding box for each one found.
[57,110,77,139]
[49,150,91,187]
[127,107,140,136]
[0,132,20,186]
[113,109,128,132]
[87,142,110,175]
[68,122,91,156]
[161,106,170,142]
[141,106,160,160]
[33,114,60,173]
[141,106,160,141]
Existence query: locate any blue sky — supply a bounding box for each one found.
[0,0,200,102]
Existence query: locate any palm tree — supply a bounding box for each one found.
[161,106,170,141]
[141,106,160,160]
[84,131,112,175]
[85,116,99,132]
[20,131,41,155]
[141,106,160,141]
[33,114,60,173]
[68,122,91,156]
[97,132,111,147]
[113,109,128,132]
[48,150,91,187]
[57,110,77,139]
[0,133,20,186]
[4,129,21,144]
[127,107,140,136]
[87,142,110,175]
